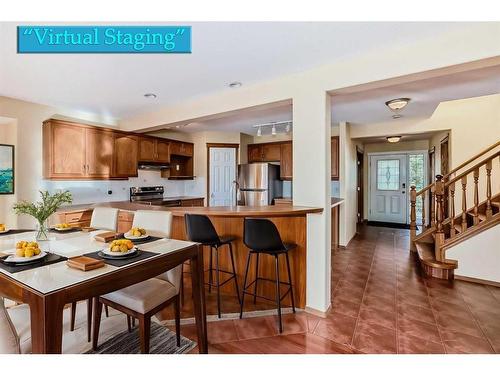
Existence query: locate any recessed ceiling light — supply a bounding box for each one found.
[385,98,410,112]
[144,93,157,99]
[228,81,242,88]
[386,136,402,143]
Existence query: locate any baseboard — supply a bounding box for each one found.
[455,275,500,288]
[305,304,331,318]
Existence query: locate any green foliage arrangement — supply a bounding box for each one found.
[13,190,73,223]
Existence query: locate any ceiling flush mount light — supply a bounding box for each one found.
[385,98,410,112]
[228,81,242,89]
[386,136,402,143]
[144,93,157,99]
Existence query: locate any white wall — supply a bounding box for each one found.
[0,117,17,228]
[448,224,500,283]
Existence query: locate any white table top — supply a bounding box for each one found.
[0,230,196,295]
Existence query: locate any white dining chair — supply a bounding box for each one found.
[0,297,31,354]
[90,207,119,231]
[92,211,183,354]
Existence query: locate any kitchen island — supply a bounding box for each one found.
[56,203,323,309]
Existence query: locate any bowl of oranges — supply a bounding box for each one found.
[0,223,9,234]
[101,239,137,257]
[124,227,148,240]
[5,241,46,264]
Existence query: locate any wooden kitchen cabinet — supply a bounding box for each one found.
[113,134,138,178]
[280,142,293,180]
[248,144,263,163]
[248,142,281,163]
[56,209,92,227]
[331,136,339,180]
[43,120,114,179]
[138,137,171,163]
[180,198,204,207]
[170,141,193,157]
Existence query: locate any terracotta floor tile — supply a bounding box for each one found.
[331,298,361,318]
[233,315,277,340]
[434,312,484,338]
[313,312,357,345]
[362,293,396,312]
[273,313,308,335]
[358,305,396,330]
[398,302,436,325]
[398,334,445,354]
[352,321,397,354]
[397,316,441,343]
[441,330,494,354]
[397,291,431,308]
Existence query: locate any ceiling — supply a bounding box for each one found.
[0,22,471,120]
[331,64,500,124]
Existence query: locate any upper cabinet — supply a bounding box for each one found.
[280,142,293,180]
[248,142,281,163]
[43,119,114,179]
[113,134,138,178]
[331,136,339,180]
[138,137,170,163]
[170,141,193,157]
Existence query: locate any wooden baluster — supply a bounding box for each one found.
[434,175,445,262]
[421,192,426,228]
[485,160,493,219]
[473,168,480,226]
[410,186,417,252]
[449,181,456,238]
[430,185,436,228]
[461,176,468,233]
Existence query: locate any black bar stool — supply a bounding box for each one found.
[185,214,241,318]
[240,218,296,333]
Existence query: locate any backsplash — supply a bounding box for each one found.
[41,170,190,205]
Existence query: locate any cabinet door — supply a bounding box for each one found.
[248,144,263,163]
[169,141,181,155]
[331,136,339,180]
[113,134,138,178]
[51,122,87,178]
[85,128,114,178]
[156,139,171,163]
[262,143,281,161]
[138,137,157,161]
[280,142,293,180]
[182,142,194,157]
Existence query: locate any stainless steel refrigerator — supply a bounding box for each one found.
[237,163,282,206]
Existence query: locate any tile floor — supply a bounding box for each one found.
[181,224,500,354]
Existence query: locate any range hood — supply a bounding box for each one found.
[138,162,171,170]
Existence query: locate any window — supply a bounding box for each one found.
[409,154,426,223]
[376,159,400,191]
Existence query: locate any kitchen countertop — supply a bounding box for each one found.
[57,197,204,213]
[57,201,323,217]
[331,197,344,208]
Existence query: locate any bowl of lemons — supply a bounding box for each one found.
[53,223,73,231]
[124,227,148,240]
[0,223,9,234]
[101,239,137,257]
[4,241,47,264]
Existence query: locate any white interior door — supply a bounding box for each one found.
[369,154,408,224]
[209,147,236,206]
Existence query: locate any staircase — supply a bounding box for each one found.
[410,140,500,280]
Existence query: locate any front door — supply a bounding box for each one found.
[209,147,236,206]
[369,154,408,224]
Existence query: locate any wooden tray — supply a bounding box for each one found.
[67,256,105,271]
[94,231,119,242]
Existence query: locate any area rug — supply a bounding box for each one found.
[85,322,196,354]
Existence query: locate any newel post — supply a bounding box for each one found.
[434,175,445,262]
[410,186,417,252]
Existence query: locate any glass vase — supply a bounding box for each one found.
[36,220,49,241]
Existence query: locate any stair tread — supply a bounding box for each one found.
[415,241,457,270]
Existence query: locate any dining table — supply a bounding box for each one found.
[0,229,207,354]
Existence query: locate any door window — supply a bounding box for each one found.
[409,154,426,223]
[376,159,400,191]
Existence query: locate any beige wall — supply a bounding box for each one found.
[0,117,17,227]
[0,96,117,228]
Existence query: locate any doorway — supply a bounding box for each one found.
[207,144,238,207]
[356,148,364,223]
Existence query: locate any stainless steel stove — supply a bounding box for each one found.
[129,186,181,207]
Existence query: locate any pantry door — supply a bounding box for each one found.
[208,147,237,207]
[369,154,408,224]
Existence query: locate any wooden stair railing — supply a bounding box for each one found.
[410,145,500,262]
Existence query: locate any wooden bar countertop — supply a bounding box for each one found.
[57,201,323,217]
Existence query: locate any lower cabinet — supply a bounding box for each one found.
[180,198,204,207]
[56,210,92,228]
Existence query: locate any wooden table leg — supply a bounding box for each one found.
[190,244,208,353]
[28,293,65,353]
